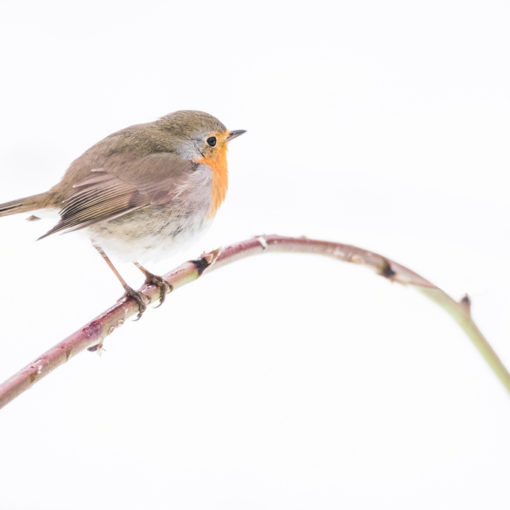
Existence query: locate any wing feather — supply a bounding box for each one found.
[40,153,196,239]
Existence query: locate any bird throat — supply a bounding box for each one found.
[197,145,228,218]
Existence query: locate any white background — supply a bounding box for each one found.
[0,1,509,508]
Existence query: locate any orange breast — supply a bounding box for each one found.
[197,144,228,218]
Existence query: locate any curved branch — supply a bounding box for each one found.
[0,234,508,409]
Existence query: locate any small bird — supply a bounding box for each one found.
[0,110,245,316]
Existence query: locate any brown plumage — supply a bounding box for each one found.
[39,153,196,238]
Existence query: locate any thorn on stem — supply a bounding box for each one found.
[87,342,103,352]
[460,294,472,314]
[380,259,396,279]
[256,235,268,250]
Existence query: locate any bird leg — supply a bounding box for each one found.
[93,244,148,320]
[133,262,172,307]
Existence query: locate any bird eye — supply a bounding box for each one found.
[206,136,217,147]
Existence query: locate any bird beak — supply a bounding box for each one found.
[227,129,246,142]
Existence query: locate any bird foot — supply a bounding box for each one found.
[122,286,148,320]
[144,273,172,308]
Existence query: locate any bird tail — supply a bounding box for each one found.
[0,192,51,218]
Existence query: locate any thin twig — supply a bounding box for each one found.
[0,234,508,409]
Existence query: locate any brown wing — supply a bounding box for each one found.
[40,152,195,239]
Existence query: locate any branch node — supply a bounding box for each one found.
[193,248,221,276]
[82,320,102,340]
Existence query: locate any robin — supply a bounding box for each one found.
[0,110,246,317]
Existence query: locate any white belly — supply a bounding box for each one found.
[87,207,212,263]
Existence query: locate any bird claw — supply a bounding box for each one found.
[122,287,148,320]
[144,274,172,307]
